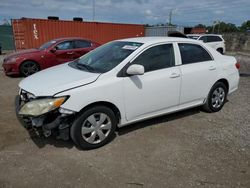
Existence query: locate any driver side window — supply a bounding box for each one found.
[56,41,74,50]
[132,44,175,73]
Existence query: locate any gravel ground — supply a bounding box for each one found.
[0,52,249,188]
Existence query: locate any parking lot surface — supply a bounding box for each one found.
[0,53,249,188]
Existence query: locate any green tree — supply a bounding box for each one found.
[194,24,206,28]
[240,20,250,31]
[208,21,238,33]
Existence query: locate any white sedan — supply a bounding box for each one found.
[16,37,240,149]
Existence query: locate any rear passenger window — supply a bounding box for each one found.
[178,43,212,64]
[132,44,175,72]
[207,36,223,42]
[74,40,91,48]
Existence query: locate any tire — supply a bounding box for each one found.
[20,61,40,77]
[203,82,228,112]
[70,106,117,150]
[217,48,223,54]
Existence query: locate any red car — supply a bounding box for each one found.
[2,37,100,76]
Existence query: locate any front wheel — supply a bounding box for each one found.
[203,82,228,112]
[20,61,40,77]
[70,106,117,150]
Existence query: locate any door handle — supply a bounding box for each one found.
[209,66,216,70]
[170,73,180,78]
[67,52,74,55]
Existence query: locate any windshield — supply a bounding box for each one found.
[187,35,200,40]
[72,41,143,73]
[39,40,57,50]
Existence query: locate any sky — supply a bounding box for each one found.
[0,0,249,26]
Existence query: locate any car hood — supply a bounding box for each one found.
[6,49,42,59]
[19,63,101,96]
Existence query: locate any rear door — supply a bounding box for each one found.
[177,43,218,106]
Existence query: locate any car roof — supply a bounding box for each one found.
[117,36,196,45]
[52,37,91,42]
[187,34,202,36]
[187,34,222,37]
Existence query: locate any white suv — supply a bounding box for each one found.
[187,34,225,54]
[16,37,239,149]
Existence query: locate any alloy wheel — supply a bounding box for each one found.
[211,87,225,108]
[21,62,39,76]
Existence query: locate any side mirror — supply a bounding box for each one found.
[126,64,145,76]
[50,47,57,53]
[198,39,206,43]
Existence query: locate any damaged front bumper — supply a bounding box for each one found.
[15,95,75,140]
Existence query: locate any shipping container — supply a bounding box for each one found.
[190,27,206,34]
[0,25,15,50]
[145,25,184,36]
[12,18,145,50]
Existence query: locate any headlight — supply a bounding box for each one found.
[19,97,67,116]
[9,57,17,62]
[5,57,17,63]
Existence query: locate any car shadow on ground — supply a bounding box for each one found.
[240,73,250,77]
[117,107,201,136]
[29,134,75,149]
[29,107,202,150]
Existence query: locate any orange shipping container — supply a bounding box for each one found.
[190,27,206,34]
[12,18,145,50]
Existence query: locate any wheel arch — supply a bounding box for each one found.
[216,47,224,54]
[216,78,229,92]
[78,101,121,125]
[204,78,229,104]
[19,59,40,71]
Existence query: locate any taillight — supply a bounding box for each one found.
[235,62,240,69]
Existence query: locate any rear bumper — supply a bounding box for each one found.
[228,72,240,95]
[15,95,73,140]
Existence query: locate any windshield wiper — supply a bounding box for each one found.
[76,62,95,72]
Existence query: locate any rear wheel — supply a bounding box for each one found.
[203,82,227,112]
[20,61,40,77]
[70,106,117,150]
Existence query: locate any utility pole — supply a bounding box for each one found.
[92,0,95,21]
[218,20,221,33]
[168,9,173,26]
[212,21,216,33]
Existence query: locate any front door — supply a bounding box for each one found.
[123,43,181,121]
[53,40,75,65]
[43,40,75,68]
